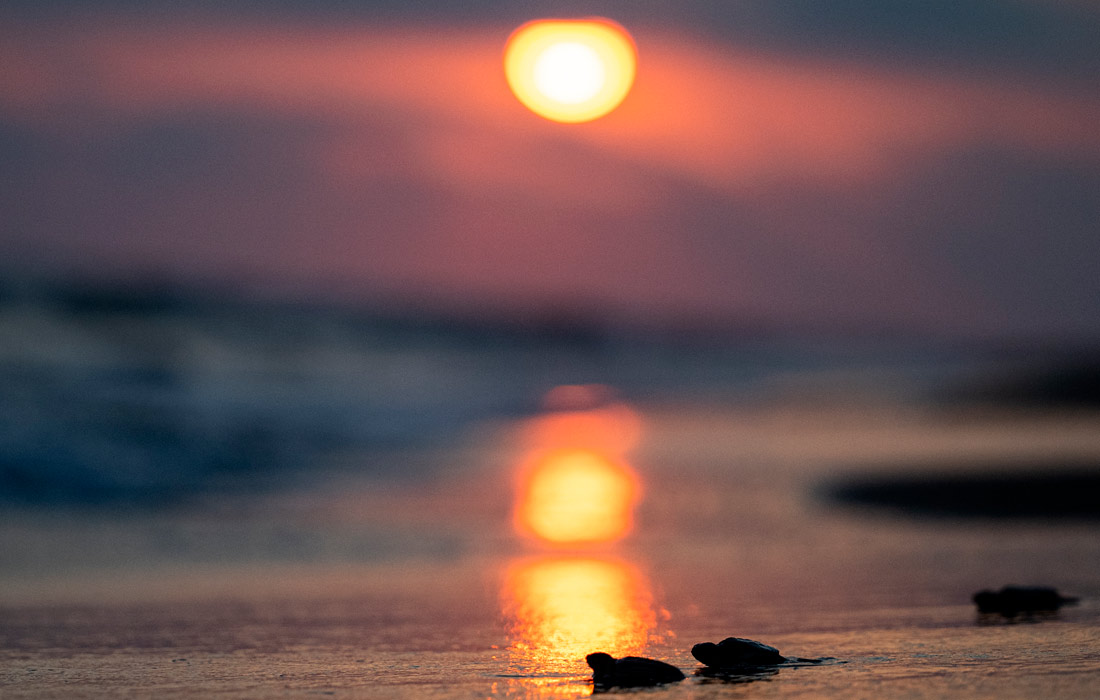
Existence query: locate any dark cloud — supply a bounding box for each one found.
[692,1,1100,77]
[898,148,1100,337]
[6,0,1100,78]
[4,97,1097,338]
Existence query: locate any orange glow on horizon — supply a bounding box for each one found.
[503,557,656,668]
[514,386,642,545]
[504,19,637,123]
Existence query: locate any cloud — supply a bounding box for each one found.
[5,1,1100,80]
[1,15,1098,336]
[4,18,1097,188]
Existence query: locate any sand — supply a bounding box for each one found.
[3,403,1100,698]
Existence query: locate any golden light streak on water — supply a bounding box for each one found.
[502,557,656,670]
[513,385,643,545]
[515,449,640,544]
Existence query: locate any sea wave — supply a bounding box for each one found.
[0,278,981,506]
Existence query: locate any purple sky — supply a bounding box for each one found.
[1,1,1099,339]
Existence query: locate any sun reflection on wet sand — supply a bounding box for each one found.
[516,449,640,544]
[501,386,668,694]
[503,557,657,670]
[513,385,642,545]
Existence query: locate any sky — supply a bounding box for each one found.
[1,0,1099,339]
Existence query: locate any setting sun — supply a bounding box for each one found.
[504,18,637,123]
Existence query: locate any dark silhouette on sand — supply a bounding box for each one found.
[690,636,833,683]
[691,637,786,667]
[585,652,684,690]
[973,586,1079,619]
[826,465,1100,520]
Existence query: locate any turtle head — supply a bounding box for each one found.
[586,652,616,671]
[690,642,719,666]
[972,590,998,612]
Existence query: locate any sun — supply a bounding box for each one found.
[504,18,637,123]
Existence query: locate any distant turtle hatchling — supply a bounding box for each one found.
[585,652,685,689]
[973,585,1079,618]
[691,637,787,668]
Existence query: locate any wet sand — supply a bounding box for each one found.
[3,592,1098,699]
[3,403,1100,698]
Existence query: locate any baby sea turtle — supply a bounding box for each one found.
[585,652,685,689]
[691,637,787,668]
[973,586,1079,617]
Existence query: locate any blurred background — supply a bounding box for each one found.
[1,0,1099,600]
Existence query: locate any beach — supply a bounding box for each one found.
[4,400,1099,698]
